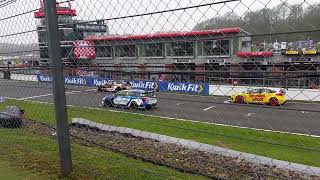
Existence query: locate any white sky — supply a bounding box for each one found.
[0,0,318,45]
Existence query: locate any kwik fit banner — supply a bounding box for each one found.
[37,74,209,95]
[87,77,113,87]
[37,74,88,86]
[158,81,209,95]
[37,74,52,83]
[127,80,159,91]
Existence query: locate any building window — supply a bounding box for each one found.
[202,39,230,56]
[38,31,48,43]
[40,48,49,58]
[115,45,136,57]
[96,46,113,57]
[61,47,73,59]
[144,43,164,57]
[170,42,194,57]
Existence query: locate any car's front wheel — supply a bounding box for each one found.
[129,102,139,110]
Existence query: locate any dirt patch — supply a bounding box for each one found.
[24,119,319,180]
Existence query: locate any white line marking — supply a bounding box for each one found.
[17,90,87,100]
[5,97,320,138]
[224,100,232,104]
[83,89,97,92]
[301,111,310,114]
[203,105,216,111]
[18,93,54,100]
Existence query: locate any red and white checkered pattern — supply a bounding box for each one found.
[73,40,96,60]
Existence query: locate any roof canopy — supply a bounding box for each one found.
[84,28,243,41]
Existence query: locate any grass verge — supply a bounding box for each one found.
[1,99,320,168]
[0,129,203,179]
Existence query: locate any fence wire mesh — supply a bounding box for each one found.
[0,0,320,179]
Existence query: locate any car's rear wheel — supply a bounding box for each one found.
[115,87,121,93]
[144,105,152,110]
[269,97,279,106]
[129,102,138,110]
[104,100,113,107]
[235,96,244,104]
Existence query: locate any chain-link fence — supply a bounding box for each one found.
[1,0,320,179]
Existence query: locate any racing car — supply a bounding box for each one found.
[230,88,286,106]
[97,80,132,92]
[102,89,158,110]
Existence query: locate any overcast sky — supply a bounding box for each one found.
[0,0,317,46]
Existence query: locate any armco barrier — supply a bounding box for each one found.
[10,74,38,82]
[209,85,320,102]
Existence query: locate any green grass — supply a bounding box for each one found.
[0,160,45,180]
[0,129,203,179]
[1,99,320,168]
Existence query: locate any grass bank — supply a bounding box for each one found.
[0,129,202,179]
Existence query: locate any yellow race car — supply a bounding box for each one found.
[230,88,286,106]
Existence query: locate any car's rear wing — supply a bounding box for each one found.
[273,88,286,96]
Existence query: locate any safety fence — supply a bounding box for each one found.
[1,0,320,179]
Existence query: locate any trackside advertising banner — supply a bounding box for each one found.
[37,75,209,95]
[87,77,113,86]
[128,80,159,91]
[37,74,88,86]
[158,81,209,95]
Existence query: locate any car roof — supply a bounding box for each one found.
[248,88,275,91]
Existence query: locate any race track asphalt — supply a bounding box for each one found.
[1,79,320,135]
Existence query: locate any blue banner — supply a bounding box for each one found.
[37,74,209,95]
[37,74,52,83]
[158,81,209,95]
[87,77,113,87]
[127,80,159,91]
[64,76,88,86]
[37,75,88,86]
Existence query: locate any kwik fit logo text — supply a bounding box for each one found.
[38,75,52,82]
[130,81,157,90]
[65,77,87,85]
[93,79,113,86]
[167,83,203,93]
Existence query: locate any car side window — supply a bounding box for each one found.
[249,89,260,93]
[116,91,127,96]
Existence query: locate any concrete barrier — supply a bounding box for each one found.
[10,74,38,82]
[209,85,320,101]
[0,72,4,79]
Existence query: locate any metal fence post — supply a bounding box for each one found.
[43,0,72,175]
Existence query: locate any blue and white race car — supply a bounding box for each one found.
[102,89,158,110]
